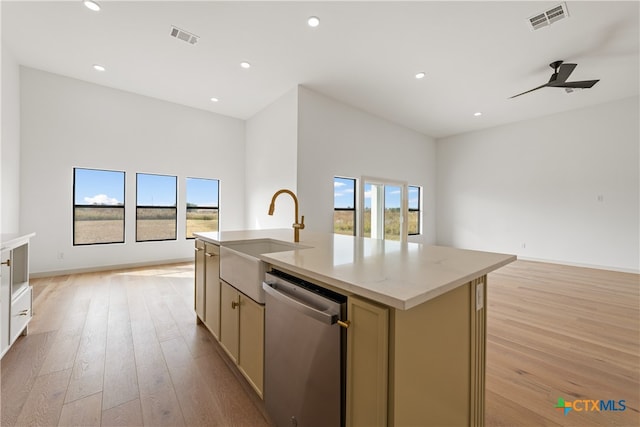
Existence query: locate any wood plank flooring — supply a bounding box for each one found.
[1,264,270,427]
[485,260,639,427]
[1,259,638,426]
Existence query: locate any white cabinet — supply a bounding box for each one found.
[1,233,35,359]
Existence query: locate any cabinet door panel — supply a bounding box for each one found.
[204,243,220,338]
[238,294,264,397]
[346,296,389,427]
[194,240,206,320]
[1,249,11,354]
[220,281,239,362]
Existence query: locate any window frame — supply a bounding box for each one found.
[333,176,357,236]
[408,185,421,236]
[73,167,126,246]
[135,172,178,242]
[359,177,408,242]
[185,177,220,239]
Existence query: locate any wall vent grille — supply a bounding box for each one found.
[528,3,569,30]
[170,25,199,45]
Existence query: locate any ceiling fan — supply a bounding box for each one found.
[510,60,600,98]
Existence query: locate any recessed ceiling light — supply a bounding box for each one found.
[308,16,320,27]
[240,61,251,69]
[83,0,101,12]
[92,64,105,72]
[210,97,219,103]
[474,112,482,117]
[415,72,426,79]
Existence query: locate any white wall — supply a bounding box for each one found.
[1,45,21,234]
[245,87,298,230]
[20,67,246,275]
[297,86,437,244]
[437,96,640,272]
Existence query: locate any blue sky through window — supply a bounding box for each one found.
[186,178,219,207]
[137,173,176,206]
[408,186,419,209]
[74,168,124,205]
[334,177,355,209]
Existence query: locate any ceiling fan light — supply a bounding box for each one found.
[415,72,426,79]
[83,0,101,12]
[92,64,105,72]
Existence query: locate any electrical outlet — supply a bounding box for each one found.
[521,243,526,249]
[476,283,484,311]
[57,252,64,260]
[597,195,604,202]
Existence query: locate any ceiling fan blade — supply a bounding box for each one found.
[509,83,549,99]
[555,79,600,89]
[549,63,577,85]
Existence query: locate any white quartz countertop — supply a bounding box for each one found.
[194,229,516,310]
[1,232,36,250]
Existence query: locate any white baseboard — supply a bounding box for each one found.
[517,256,640,274]
[31,257,193,279]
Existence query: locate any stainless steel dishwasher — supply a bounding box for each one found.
[263,270,347,427]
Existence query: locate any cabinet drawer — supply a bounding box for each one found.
[10,286,32,343]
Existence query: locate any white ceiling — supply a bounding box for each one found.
[2,1,638,138]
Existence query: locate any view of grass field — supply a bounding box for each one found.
[74,206,218,243]
[74,207,124,244]
[333,208,418,240]
[187,209,218,238]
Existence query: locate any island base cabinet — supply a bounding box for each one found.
[204,243,221,339]
[194,239,206,322]
[219,280,265,398]
[220,280,239,363]
[238,294,265,398]
[388,276,487,427]
[345,277,487,427]
[346,296,389,427]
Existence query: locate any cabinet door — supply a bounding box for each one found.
[194,240,206,321]
[204,243,220,339]
[220,280,239,362]
[1,249,11,355]
[346,296,389,427]
[238,294,265,398]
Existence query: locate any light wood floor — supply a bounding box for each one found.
[0,260,638,426]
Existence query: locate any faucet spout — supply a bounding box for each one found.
[268,189,305,242]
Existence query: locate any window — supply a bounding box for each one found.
[136,173,177,241]
[186,177,219,238]
[408,186,421,235]
[334,177,356,236]
[361,179,407,242]
[73,168,125,245]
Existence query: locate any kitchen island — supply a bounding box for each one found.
[195,229,515,427]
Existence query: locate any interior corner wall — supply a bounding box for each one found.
[1,45,21,235]
[245,87,298,230]
[297,86,437,244]
[436,96,640,272]
[20,67,246,275]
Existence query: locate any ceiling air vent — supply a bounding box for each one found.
[527,3,569,30]
[170,25,199,45]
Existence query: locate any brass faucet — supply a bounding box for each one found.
[268,189,305,242]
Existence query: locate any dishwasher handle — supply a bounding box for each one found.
[263,282,338,325]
